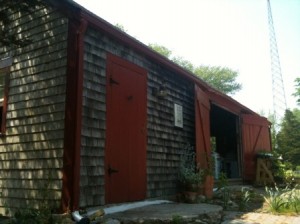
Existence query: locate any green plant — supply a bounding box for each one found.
[222,188,231,209]
[215,172,231,209]
[288,186,300,214]
[9,208,54,224]
[264,186,287,213]
[238,188,251,211]
[171,214,183,224]
[9,174,55,224]
[263,185,300,215]
[178,151,203,190]
[217,172,228,190]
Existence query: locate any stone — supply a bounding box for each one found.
[52,213,75,224]
[89,209,105,221]
[228,200,239,209]
[197,195,206,203]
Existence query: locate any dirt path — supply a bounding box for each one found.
[222,211,300,224]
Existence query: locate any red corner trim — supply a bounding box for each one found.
[61,17,87,212]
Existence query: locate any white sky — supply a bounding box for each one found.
[74,0,300,114]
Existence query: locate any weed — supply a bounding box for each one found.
[217,172,228,190]
[9,173,55,224]
[172,214,183,224]
[222,188,231,209]
[216,172,231,209]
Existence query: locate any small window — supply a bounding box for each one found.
[0,57,12,134]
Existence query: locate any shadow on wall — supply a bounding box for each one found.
[0,2,68,215]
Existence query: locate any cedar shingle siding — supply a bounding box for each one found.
[79,27,195,207]
[0,3,68,213]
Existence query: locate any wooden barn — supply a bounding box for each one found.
[0,0,271,213]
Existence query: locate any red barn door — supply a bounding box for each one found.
[242,114,271,182]
[105,54,147,204]
[195,85,211,169]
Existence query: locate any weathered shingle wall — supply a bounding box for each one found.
[0,3,68,213]
[80,27,195,207]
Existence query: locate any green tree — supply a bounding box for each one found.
[115,23,127,32]
[293,77,300,106]
[277,109,300,167]
[172,56,195,72]
[267,112,277,150]
[194,66,241,95]
[148,43,172,59]
[149,43,242,95]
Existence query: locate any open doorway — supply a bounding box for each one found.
[210,104,241,179]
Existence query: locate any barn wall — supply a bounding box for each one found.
[0,3,68,213]
[79,27,195,207]
[242,115,272,181]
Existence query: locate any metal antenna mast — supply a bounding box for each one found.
[267,0,287,122]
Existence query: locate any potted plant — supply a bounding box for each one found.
[178,151,204,202]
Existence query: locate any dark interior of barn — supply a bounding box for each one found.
[210,104,241,179]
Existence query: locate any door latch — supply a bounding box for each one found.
[109,77,119,85]
[107,165,119,176]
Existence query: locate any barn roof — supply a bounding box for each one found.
[48,0,258,116]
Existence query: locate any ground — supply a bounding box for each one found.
[1,185,300,224]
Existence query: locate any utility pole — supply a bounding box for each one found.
[267,0,287,126]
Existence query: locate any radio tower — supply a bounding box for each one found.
[267,0,287,124]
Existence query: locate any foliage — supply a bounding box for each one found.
[9,208,53,224]
[194,66,242,95]
[276,109,300,168]
[114,23,127,32]
[8,174,55,224]
[221,188,231,209]
[293,77,300,106]
[148,43,172,59]
[172,56,195,72]
[267,112,277,150]
[215,172,231,209]
[148,43,242,95]
[238,188,251,211]
[264,186,287,213]
[264,185,300,215]
[0,0,43,47]
[178,150,203,188]
[171,214,184,224]
[289,187,300,213]
[217,172,228,191]
[257,150,295,186]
